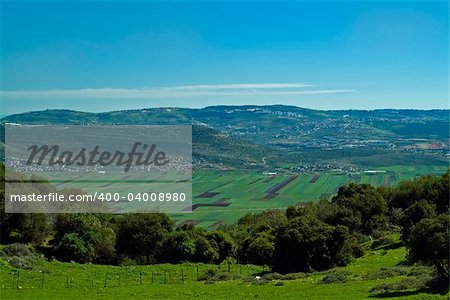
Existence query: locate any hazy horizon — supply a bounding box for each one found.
[2,103,450,118]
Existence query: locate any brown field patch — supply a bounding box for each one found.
[190,198,231,210]
[265,175,298,199]
[209,221,224,228]
[309,175,320,183]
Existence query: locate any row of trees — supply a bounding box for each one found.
[0,165,448,281]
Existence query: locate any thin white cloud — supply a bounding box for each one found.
[0,83,355,99]
[161,83,316,90]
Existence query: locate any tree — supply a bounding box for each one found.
[244,233,274,265]
[400,199,436,243]
[162,230,196,263]
[391,172,449,214]
[0,167,51,245]
[273,215,355,272]
[192,235,218,263]
[317,201,362,233]
[115,213,173,264]
[53,214,116,263]
[332,183,388,235]
[1,213,51,245]
[54,232,95,263]
[407,214,449,282]
[207,231,236,262]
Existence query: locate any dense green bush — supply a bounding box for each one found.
[332,183,388,235]
[369,277,429,295]
[0,243,43,269]
[1,243,33,257]
[261,272,307,281]
[407,214,449,282]
[53,214,116,264]
[54,233,95,263]
[261,272,284,281]
[282,272,307,280]
[363,267,407,280]
[321,269,352,284]
[242,233,274,265]
[197,268,240,282]
[273,216,357,272]
[115,213,172,264]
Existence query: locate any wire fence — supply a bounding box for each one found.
[2,263,268,290]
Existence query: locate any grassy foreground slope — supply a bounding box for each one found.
[0,245,447,300]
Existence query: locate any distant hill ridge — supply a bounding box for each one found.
[2,105,449,125]
[1,105,449,169]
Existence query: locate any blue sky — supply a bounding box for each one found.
[0,0,448,115]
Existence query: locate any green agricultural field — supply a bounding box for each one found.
[171,165,448,228]
[40,165,448,228]
[0,245,448,300]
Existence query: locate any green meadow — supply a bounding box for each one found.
[1,244,447,300]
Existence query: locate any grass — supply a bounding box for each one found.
[0,243,448,300]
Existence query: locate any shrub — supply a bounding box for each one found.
[54,233,95,263]
[197,269,240,282]
[283,272,307,280]
[197,268,217,280]
[215,271,240,281]
[262,272,284,281]
[0,243,42,269]
[369,277,428,295]
[8,256,33,269]
[261,272,307,281]
[53,214,116,264]
[244,276,269,285]
[407,266,433,277]
[321,269,352,284]
[245,234,274,265]
[363,267,407,280]
[1,243,33,257]
[407,214,450,282]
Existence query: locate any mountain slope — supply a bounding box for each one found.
[2,105,449,169]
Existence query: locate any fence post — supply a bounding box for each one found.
[16,270,20,289]
[140,271,143,285]
[181,269,185,283]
